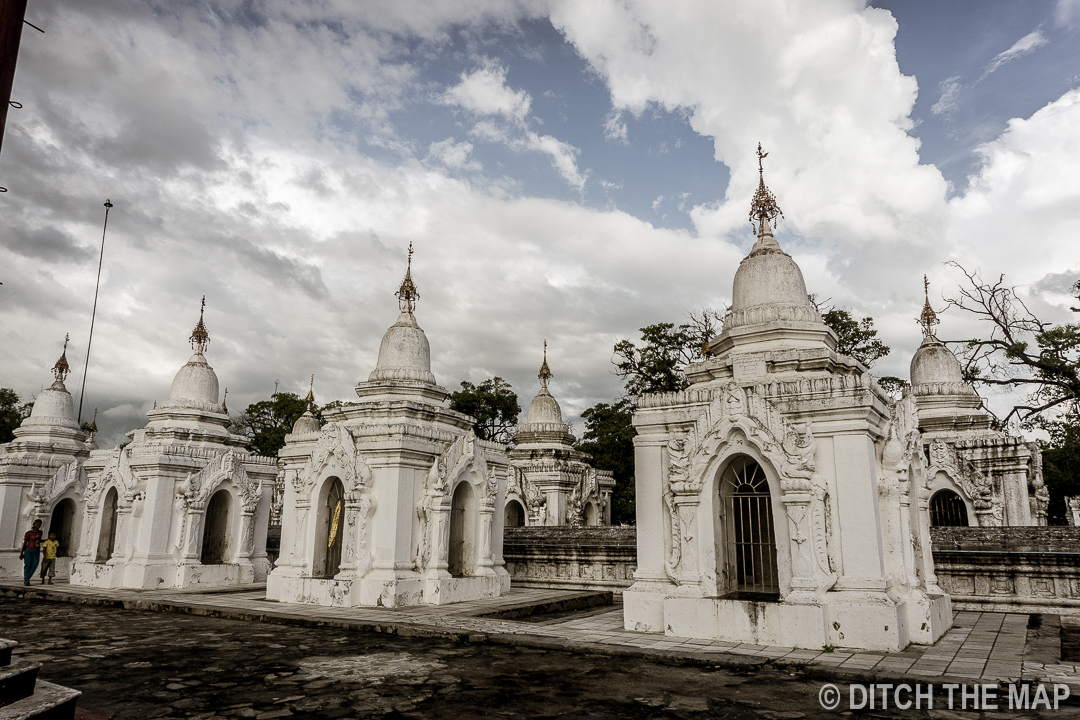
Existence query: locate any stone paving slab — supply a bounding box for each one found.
[4,579,1080,692]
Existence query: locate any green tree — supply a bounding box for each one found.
[576,398,637,525]
[819,306,906,396]
[236,392,312,457]
[822,308,890,367]
[612,309,724,397]
[0,388,32,443]
[1041,410,1080,525]
[449,377,520,444]
[945,264,1080,426]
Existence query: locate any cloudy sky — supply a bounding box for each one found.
[2,0,1078,446]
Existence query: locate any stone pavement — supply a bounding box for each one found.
[3,579,1080,693]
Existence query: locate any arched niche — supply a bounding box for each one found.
[313,477,344,578]
[504,498,525,528]
[97,487,119,562]
[48,498,77,558]
[584,502,598,526]
[928,470,976,526]
[929,489,969,527]
[715,454,781,599]
[448,481,476,577]
[201,489,232,564]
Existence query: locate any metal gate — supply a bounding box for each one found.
[320,479,344,578]
[721,458,779,597]
[448,486,467,577]
[97,488,118,562]
[929,490,968,526]
[201,490,231,564]
[48,498,76,557]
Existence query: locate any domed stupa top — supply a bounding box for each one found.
[22,334,79,430]
[367,243,437,385]
[724,144,822,332]
[292,375,322,434]
[909,277,971,393]
[162,296,223,412]
[525,341,564,426]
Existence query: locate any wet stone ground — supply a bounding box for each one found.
[0,597,1061,719]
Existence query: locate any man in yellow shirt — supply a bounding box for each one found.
[40,531,60,585]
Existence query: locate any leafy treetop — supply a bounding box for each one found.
[448,377,520,445]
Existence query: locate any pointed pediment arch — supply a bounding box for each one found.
[668,382,817,497]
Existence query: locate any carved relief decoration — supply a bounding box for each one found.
[926,438,999,519]
[293,422,372,497]
[26,460,86,517]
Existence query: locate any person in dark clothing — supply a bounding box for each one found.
[19,519,43,586]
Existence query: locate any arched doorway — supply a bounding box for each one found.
[720,456,779,598]
[315,478,344,578]
[584,502,598,526]
[930,489,969,526]
[96,488,119,562]
[48,498,77,557]
[504,499,525,528]
[448,482,475,577]
[201,490,231,564]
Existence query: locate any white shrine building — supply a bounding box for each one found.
[69,300,278,589]
[0,338,92,579]
[908,284,1047,528]
[623,148,951,652]
[266,248,512,607]
[506,345,615,527]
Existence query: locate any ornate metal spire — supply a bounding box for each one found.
[304,374,315,411]
[189,296,210,354]
[749,143,784,238]
[88,408,98,435]
[538,340,552,389]
[395,242,419,313]
[918,275,940,340]
[221,388,228,414]
[52,333,71,383]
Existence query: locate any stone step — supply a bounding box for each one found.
[0,641,16,668]
[0,660,40,708]
[0,680,80,720]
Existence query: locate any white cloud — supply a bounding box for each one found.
[442,60,532,122]
[978,30,1048,83]
[604,111,629,143]
[1057,0,1080,28]
[427,138,482,171]
[932,75,962,116]
[549,0,949,301]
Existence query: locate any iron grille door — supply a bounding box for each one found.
[929,490,969,526]
[321,480,344,578]
[201,491,230,564]
[721,458,779,597]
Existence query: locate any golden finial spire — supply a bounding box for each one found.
[918,275,940,339]
[88,408,98,434]
[221,388,228,414]
[396,242,419,313]
[304,374,315,410]
[538,340,552,389]
[52,333,71,383]
[749,142,784,239]
[189,296,210,354]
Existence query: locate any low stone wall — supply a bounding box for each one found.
[930,526,1080,616]
[504,526,1080,613]
[503,527,637,593]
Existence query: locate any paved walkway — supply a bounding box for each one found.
[4,579,1080,691]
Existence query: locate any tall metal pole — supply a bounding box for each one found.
[0,0,29,159]
[77,199,113,424]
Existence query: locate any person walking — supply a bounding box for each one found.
[40,531,60,585]
[19,520,43,586]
